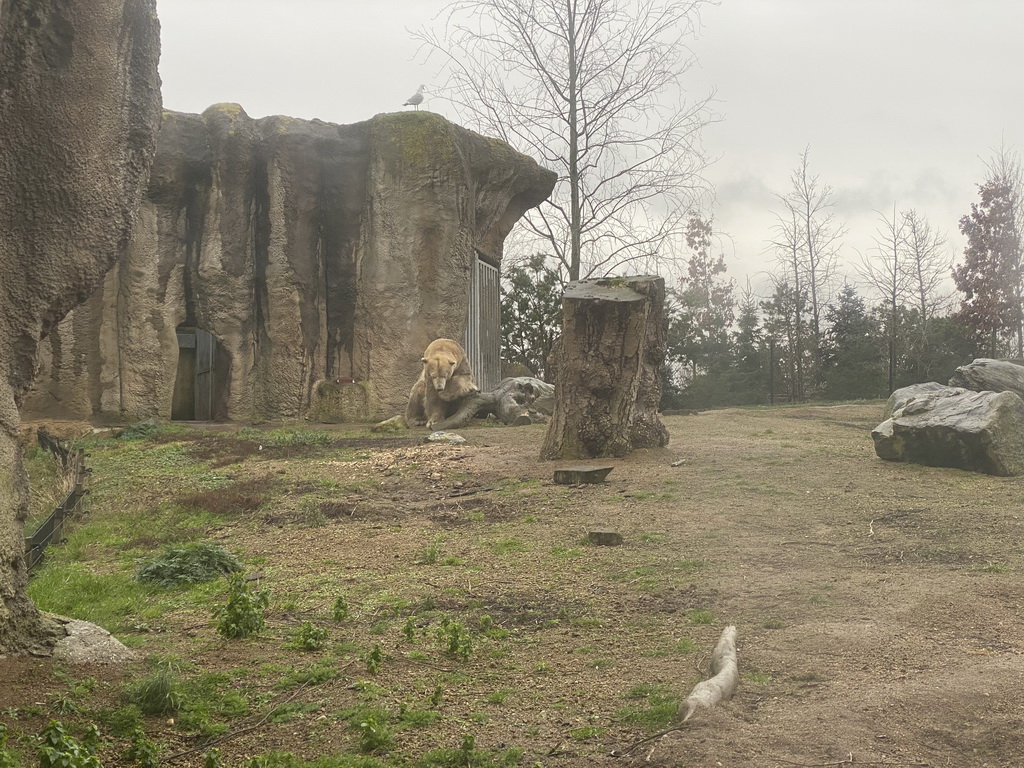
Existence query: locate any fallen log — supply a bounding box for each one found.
[431,377,554,431]
[678,625,738,722]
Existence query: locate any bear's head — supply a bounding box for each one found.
[423,353,458,392]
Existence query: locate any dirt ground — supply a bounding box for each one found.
[5,403,1024,767]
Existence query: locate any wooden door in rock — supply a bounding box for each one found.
[172,327,223,421]
[465,253,500,391]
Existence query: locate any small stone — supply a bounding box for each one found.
[587,528,624,546]
[425,431,467,444]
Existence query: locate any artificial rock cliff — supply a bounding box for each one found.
[24,106,556,422]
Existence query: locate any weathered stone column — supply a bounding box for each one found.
[0,0,161,653]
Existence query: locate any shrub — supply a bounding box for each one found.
[214,573,269,639]
[125,727,160,768]
[332,595,350,623]
[136,542,242,587]
[287,622,328,651]
[38,721,102,768]
[127,667,183,716]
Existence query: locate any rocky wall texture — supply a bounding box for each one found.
[24,108,556,422]
[0,0,162,652]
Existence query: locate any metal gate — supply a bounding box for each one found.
[465,254,500,391]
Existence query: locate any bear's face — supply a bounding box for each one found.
[423,354,458,392]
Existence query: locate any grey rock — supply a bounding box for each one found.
[51,618,136,665]
[883,382,968,419]
[949,358,1024,400]
[873,389,1024,476]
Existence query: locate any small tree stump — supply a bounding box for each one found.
[540,276,669,460]
[587,528,623,546]
[553,465,614,484]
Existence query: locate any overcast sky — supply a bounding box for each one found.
[157,0,1024,298]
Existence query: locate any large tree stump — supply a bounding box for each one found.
[540,276,669,460]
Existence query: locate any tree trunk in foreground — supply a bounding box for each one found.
[0,0,162,654]
[540,276,669,460]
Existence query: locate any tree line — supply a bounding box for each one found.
[502,145,1023,410]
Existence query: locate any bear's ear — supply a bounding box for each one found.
[421,357,428,364]
[448,358,456,366]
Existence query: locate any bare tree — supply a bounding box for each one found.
[901,208,951,337]
[858,205,909,393]
[767,209,807,400]
[775,148,846,383]
[416,0,716,280]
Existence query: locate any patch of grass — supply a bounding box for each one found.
[27,564,160,633]
[242,427,336,447]
[549,546,583,559]
[762,618,785,629]
[436,620,473,661]
[136,542,242,587]
[688,609,716,625]
[975,561,1009,573]
[570,725,605,740]
[398,707,439,728]
[486,689,512,705]
[617,685,679,730]
[125,662,184,715]
[743,670,773,685]
[332,596,350,622]
[274,661,340,691]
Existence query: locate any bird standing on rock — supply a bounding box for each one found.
[404,85,425,110]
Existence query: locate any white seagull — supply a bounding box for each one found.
[404,84,426,110]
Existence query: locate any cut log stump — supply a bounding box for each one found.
[540,275,669,460]
[553,465,614,484]
[587,528,623,546]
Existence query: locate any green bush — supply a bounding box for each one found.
[287,621,328,651]
[136,542,242,587]
[38,721,102,768]
[214,573,269,639]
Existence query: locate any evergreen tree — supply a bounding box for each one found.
[820,285,885,400]
[761,281,806,404]
[953,177,1023,356]
[666,215,735,377]
[500,255,563,380]
[729,287,767,404]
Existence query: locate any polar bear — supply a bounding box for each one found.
[405,338,478,428]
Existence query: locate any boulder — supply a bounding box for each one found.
[883,382,969,419]
[949,358,1024,401]
[872,388,1024,476]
